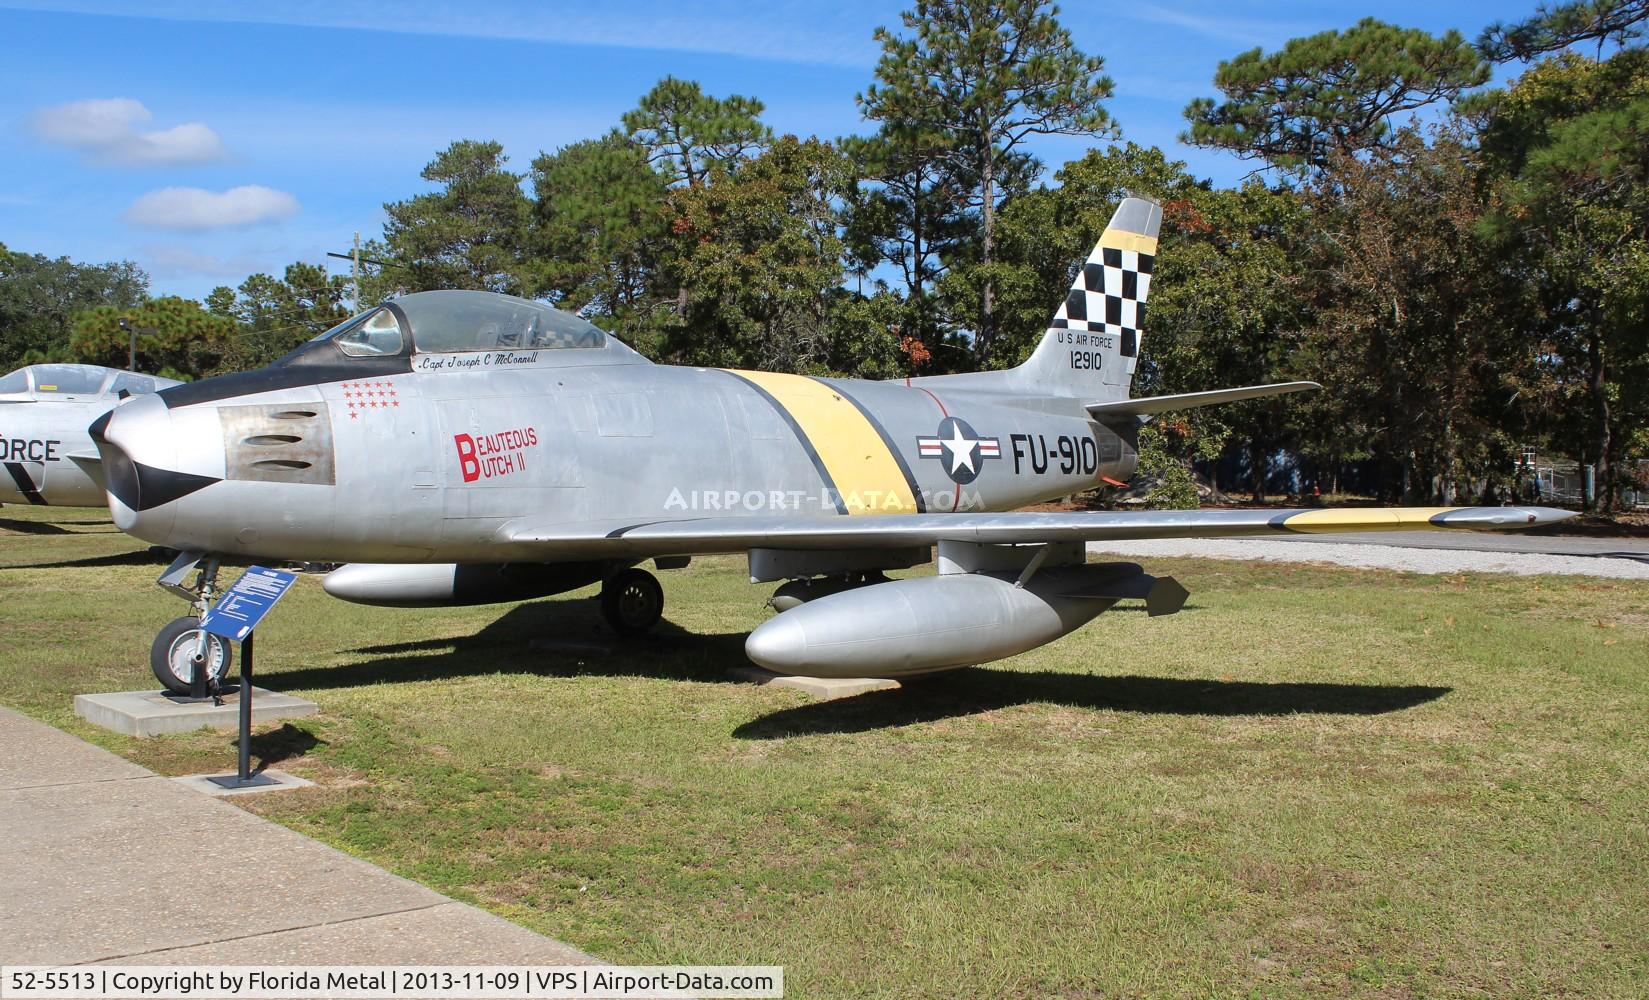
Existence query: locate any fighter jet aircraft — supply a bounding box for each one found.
[87,198,1570,693]
[0,363,179,507]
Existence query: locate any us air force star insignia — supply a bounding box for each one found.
[916,416,1001,485]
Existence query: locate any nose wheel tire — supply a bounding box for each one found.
[600,568,664,634]
[150,617,234,695]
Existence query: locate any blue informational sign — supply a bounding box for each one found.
[199,566,298,641]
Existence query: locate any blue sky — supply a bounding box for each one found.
[1,0,1526,299]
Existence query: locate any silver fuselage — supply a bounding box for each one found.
[1,365,177,507]
[94,346,1136,564]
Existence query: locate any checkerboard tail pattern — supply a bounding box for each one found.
[1007,197,1163,401]
[1048,233,1156,364]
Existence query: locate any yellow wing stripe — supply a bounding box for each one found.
[1100,228,1158,255]
[727,370,919,515]
[1280,507,1465,533]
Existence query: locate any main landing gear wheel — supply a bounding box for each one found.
[150,617,233,695]
[601,568,663,635]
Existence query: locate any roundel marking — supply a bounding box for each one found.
[915,416,1001,485]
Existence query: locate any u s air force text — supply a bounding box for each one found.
[0,437,60,462]
[0,966,784,999]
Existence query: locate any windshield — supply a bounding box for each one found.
[28,365,109,395]
[335,308,405,357]
[0,366,176,397]
[108,372,160,395]
[393,290,606,353]
[304,291,606,361]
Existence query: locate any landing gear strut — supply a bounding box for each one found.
[600,568,663,634]
[149,552,234,695]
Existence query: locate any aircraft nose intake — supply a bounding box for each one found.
[91,395,221,525]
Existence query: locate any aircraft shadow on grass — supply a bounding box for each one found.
[0,516,79,535]
[256,600,1450,735]
[0,516,117,534]
[263,598,748,692]
[731,672,1451,740]
[10,550,170,570]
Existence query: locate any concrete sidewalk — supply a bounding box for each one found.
[0,706,596,967]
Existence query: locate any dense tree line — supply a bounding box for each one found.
[4,0,1646,510]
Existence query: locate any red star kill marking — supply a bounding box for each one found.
[339,379,401,420]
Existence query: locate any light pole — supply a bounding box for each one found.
[117,317,156,371]
[117,317,135,371]
[327,236,404,314]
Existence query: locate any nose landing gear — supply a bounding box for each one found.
[149,551,234,695]
[151,616,234,695]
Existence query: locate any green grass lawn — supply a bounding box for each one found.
[2,505,1646,998]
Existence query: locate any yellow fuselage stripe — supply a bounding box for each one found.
[1100,229,1158,255]
[728,370,919,515]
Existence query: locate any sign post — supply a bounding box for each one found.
[200,566,297,790]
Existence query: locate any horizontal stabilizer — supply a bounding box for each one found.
[1087,380,1320,419]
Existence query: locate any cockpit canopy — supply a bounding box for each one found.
[0,364,179,401]
[315,290,608,358]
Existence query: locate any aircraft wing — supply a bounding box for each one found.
[1086,381,1320,419]
[499,505,1572,558]
[64,451,105,491]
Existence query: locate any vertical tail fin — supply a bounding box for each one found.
[1012,197,1162,399]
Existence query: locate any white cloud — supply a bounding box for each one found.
[31,97,226,166]
[124,185,300,230]
[122,122,225,165]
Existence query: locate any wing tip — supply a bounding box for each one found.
[1428,506,1577,530]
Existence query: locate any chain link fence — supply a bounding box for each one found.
[1519,458,1647,508]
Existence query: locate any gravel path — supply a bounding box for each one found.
[1087,538,1649,580]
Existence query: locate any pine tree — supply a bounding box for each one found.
[383,140,534,294]
[859,0,1114,366]
[1182,18,1488,175]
